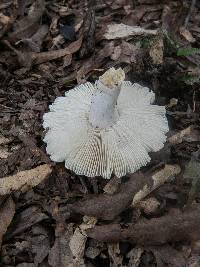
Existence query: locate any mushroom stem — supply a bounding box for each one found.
[89,68,125,129]
[89,80,121,128]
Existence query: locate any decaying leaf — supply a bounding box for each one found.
[149,37,164,65]
[0,134,12,145]
[168,126,192,144]
[87,204,200,245]
[108,243,123,267]
[48,223,75,267]
[132,164,181,206]
[104,23,157,40]
[127,247,143,267]
[111,41,140,64]
[0,147,12,159]
[137,197,160,214]
[17,24,49,52]
[184,158,200,204]
[0,164,52,195]
[69,216,97,265]
[8,0,45,43]
[17,37,83,68]
[0,196,15,247]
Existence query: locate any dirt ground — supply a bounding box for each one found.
[0,0,200,266]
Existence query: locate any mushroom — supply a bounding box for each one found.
[43,68,169,179]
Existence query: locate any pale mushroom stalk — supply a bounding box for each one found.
[89,69,125,128]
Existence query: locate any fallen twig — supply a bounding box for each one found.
[87,204,200,245]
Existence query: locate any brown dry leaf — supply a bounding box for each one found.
[17,24,49,52]
[137,197,160,214]
[0,164,52,195]
[104,23,157,40]
[69,216,97,266]
[8,0,45,43]
[87,204,200,245]
[168,126,192,145]
[0,13,10,25]
[0,196,15,247]
[108,243,123,267]
[180,26,195,43]
[132,164,181,206]
[127,247,143,267]
[18,36,83,68]
[76,41,114,83]
[0,147,12,159]
[0,134,12,145]
[149,37,164,65]
[111,41,140,64]
[48,223,76,267]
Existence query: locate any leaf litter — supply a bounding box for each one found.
[0,0,200,266]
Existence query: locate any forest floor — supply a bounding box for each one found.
[0,0,200,266]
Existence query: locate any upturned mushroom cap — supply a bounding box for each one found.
[43,68,168,179]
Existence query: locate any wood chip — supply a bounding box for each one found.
[104,23,157,40]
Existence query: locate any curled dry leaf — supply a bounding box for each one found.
[18,37,83,68]
[168,126,192,145]
[69,165,180,220]
[8,0,45,43]
[104,23,157,40]
[87,204,200,245]
[69,216,97,265]
[132,164,181,206]
[0,134,12,145]
[111,41,140,64]
[137,197,160,214]
[0,196,15,247]
[149,37,164,65]
[17,24,49,52]
[0,164,52,195]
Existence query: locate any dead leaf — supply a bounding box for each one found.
[18,37,83,67]
[17,24,49,52]
[8,0,45,43]
[132,164,181,206]
[168,126,192,144]
[111,41,140,64]
[137,197,160,214]
[6,206,49,239]
[0,164,52,195]
[0,196,15,247]
[69,216,97,265]
[127,247,143,267]
[104,23,157,40]
[76,41,114,83]
[149,37,164,65]
[48,223,76,267]
[0,134,12,145]
[108,243,123,267]
[0,13,10,25]
[180,26,196,43]
[0,147,12,159]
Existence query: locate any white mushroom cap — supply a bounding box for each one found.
[43,68,169,179]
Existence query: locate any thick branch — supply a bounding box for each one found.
[87,204,200,245]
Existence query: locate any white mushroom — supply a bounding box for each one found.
[43,68,169,179]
